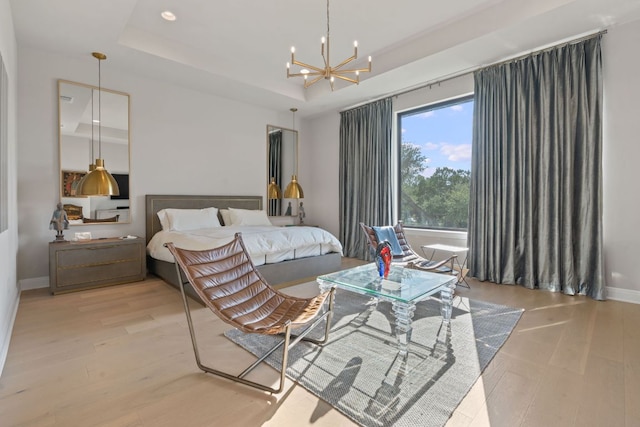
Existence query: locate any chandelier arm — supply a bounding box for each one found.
[288,71,324,78]
[333,56,358,71]
[304,75,325,87]
[323,42,329,69]
[332,75,360,84]
[332,67,370,75]
[291,59,326,73]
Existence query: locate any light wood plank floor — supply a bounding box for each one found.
[1,259,639,427]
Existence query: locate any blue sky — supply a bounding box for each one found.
[401,99,474,177]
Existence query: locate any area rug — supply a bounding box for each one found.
[224,290,523,427]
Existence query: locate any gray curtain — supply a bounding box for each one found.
[469,35,604,299]
[339,97,393,259]
[268,130,282,216]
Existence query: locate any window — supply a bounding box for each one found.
[398,96,473,231]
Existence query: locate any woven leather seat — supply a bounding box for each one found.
[360,222,457,275]
[166,233,335,394]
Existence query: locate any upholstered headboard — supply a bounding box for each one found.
[145,195,263,245]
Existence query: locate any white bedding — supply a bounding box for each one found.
[147,225,343,265]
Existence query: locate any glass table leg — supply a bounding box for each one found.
[391,301,416,356]
[440,283,455,323]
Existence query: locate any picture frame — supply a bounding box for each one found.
[62,170,87,198]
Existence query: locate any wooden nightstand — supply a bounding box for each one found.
[49,237,146,294]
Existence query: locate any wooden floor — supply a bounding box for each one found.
[1,259,639,427]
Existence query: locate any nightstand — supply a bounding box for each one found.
[49,237,146,294]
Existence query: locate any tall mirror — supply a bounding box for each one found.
[58,79,130,224]
[266,125,297,216]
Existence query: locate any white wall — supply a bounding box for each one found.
[602,22,640,302]
[302,112,341,237]
[16,46,288,284]
[0,0,19,376]
[306,23,640,302]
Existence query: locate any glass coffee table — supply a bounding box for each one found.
[317,263,457,356]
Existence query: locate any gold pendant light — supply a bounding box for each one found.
[268,177,282,199]
[77,52,120,197]
[283,175,304,199]
[283,108,304,199]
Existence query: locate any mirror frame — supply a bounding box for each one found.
[266,124,298,216]
[58,79,131,225]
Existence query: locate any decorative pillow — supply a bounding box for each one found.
[219,209,231,226]
[227,208,272,226]
[161,207,221,231]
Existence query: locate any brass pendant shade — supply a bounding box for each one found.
[267,177,282,199]
[78,159,120,196]
[77,51,119,197]
[283,175,304,199]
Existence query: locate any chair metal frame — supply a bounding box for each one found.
[167,235,335,394]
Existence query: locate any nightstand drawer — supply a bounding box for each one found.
[56,259,143,288]
[56,243,139,267]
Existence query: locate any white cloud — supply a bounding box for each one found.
[450,105,463,112]
[418,111,435,119]
[424,142,438,151]
[440,143,472,161]
[401,127,406,134]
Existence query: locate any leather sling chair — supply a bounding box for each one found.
[360,222,458,276]
[165,233,336,394]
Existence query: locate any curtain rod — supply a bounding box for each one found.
[341,29,607,113]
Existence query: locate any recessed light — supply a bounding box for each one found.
[161,11,176,21]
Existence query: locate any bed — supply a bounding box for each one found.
[145,195,343,300]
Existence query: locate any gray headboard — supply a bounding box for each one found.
[145,195,262,245]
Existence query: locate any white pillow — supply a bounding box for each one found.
[220,209,231,226]
[157,209,171,230]
[228,208,272,226]
[161,207,221,231]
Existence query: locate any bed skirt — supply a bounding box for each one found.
[148,252,342,303]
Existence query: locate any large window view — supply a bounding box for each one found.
[399,96,473,230]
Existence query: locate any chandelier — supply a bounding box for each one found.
[286,0,371,90]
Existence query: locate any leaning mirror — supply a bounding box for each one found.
[266,125,297,216]
[58,79,130,225]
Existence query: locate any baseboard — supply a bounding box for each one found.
[0,292,20,379]
[19,276,49,291]
[606,286,640,304]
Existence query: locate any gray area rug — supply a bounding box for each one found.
[224,290,523,427]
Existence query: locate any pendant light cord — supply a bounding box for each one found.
[90,89,94,163]
[291,108,298,176]
[98,56,102,159]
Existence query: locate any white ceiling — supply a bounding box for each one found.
[10,0,640,117]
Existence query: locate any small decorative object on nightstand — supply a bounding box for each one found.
[298,202,305,224]
[49,236,146,294]
[49,202,69,242]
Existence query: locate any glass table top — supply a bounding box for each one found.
[317,263,457,304]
